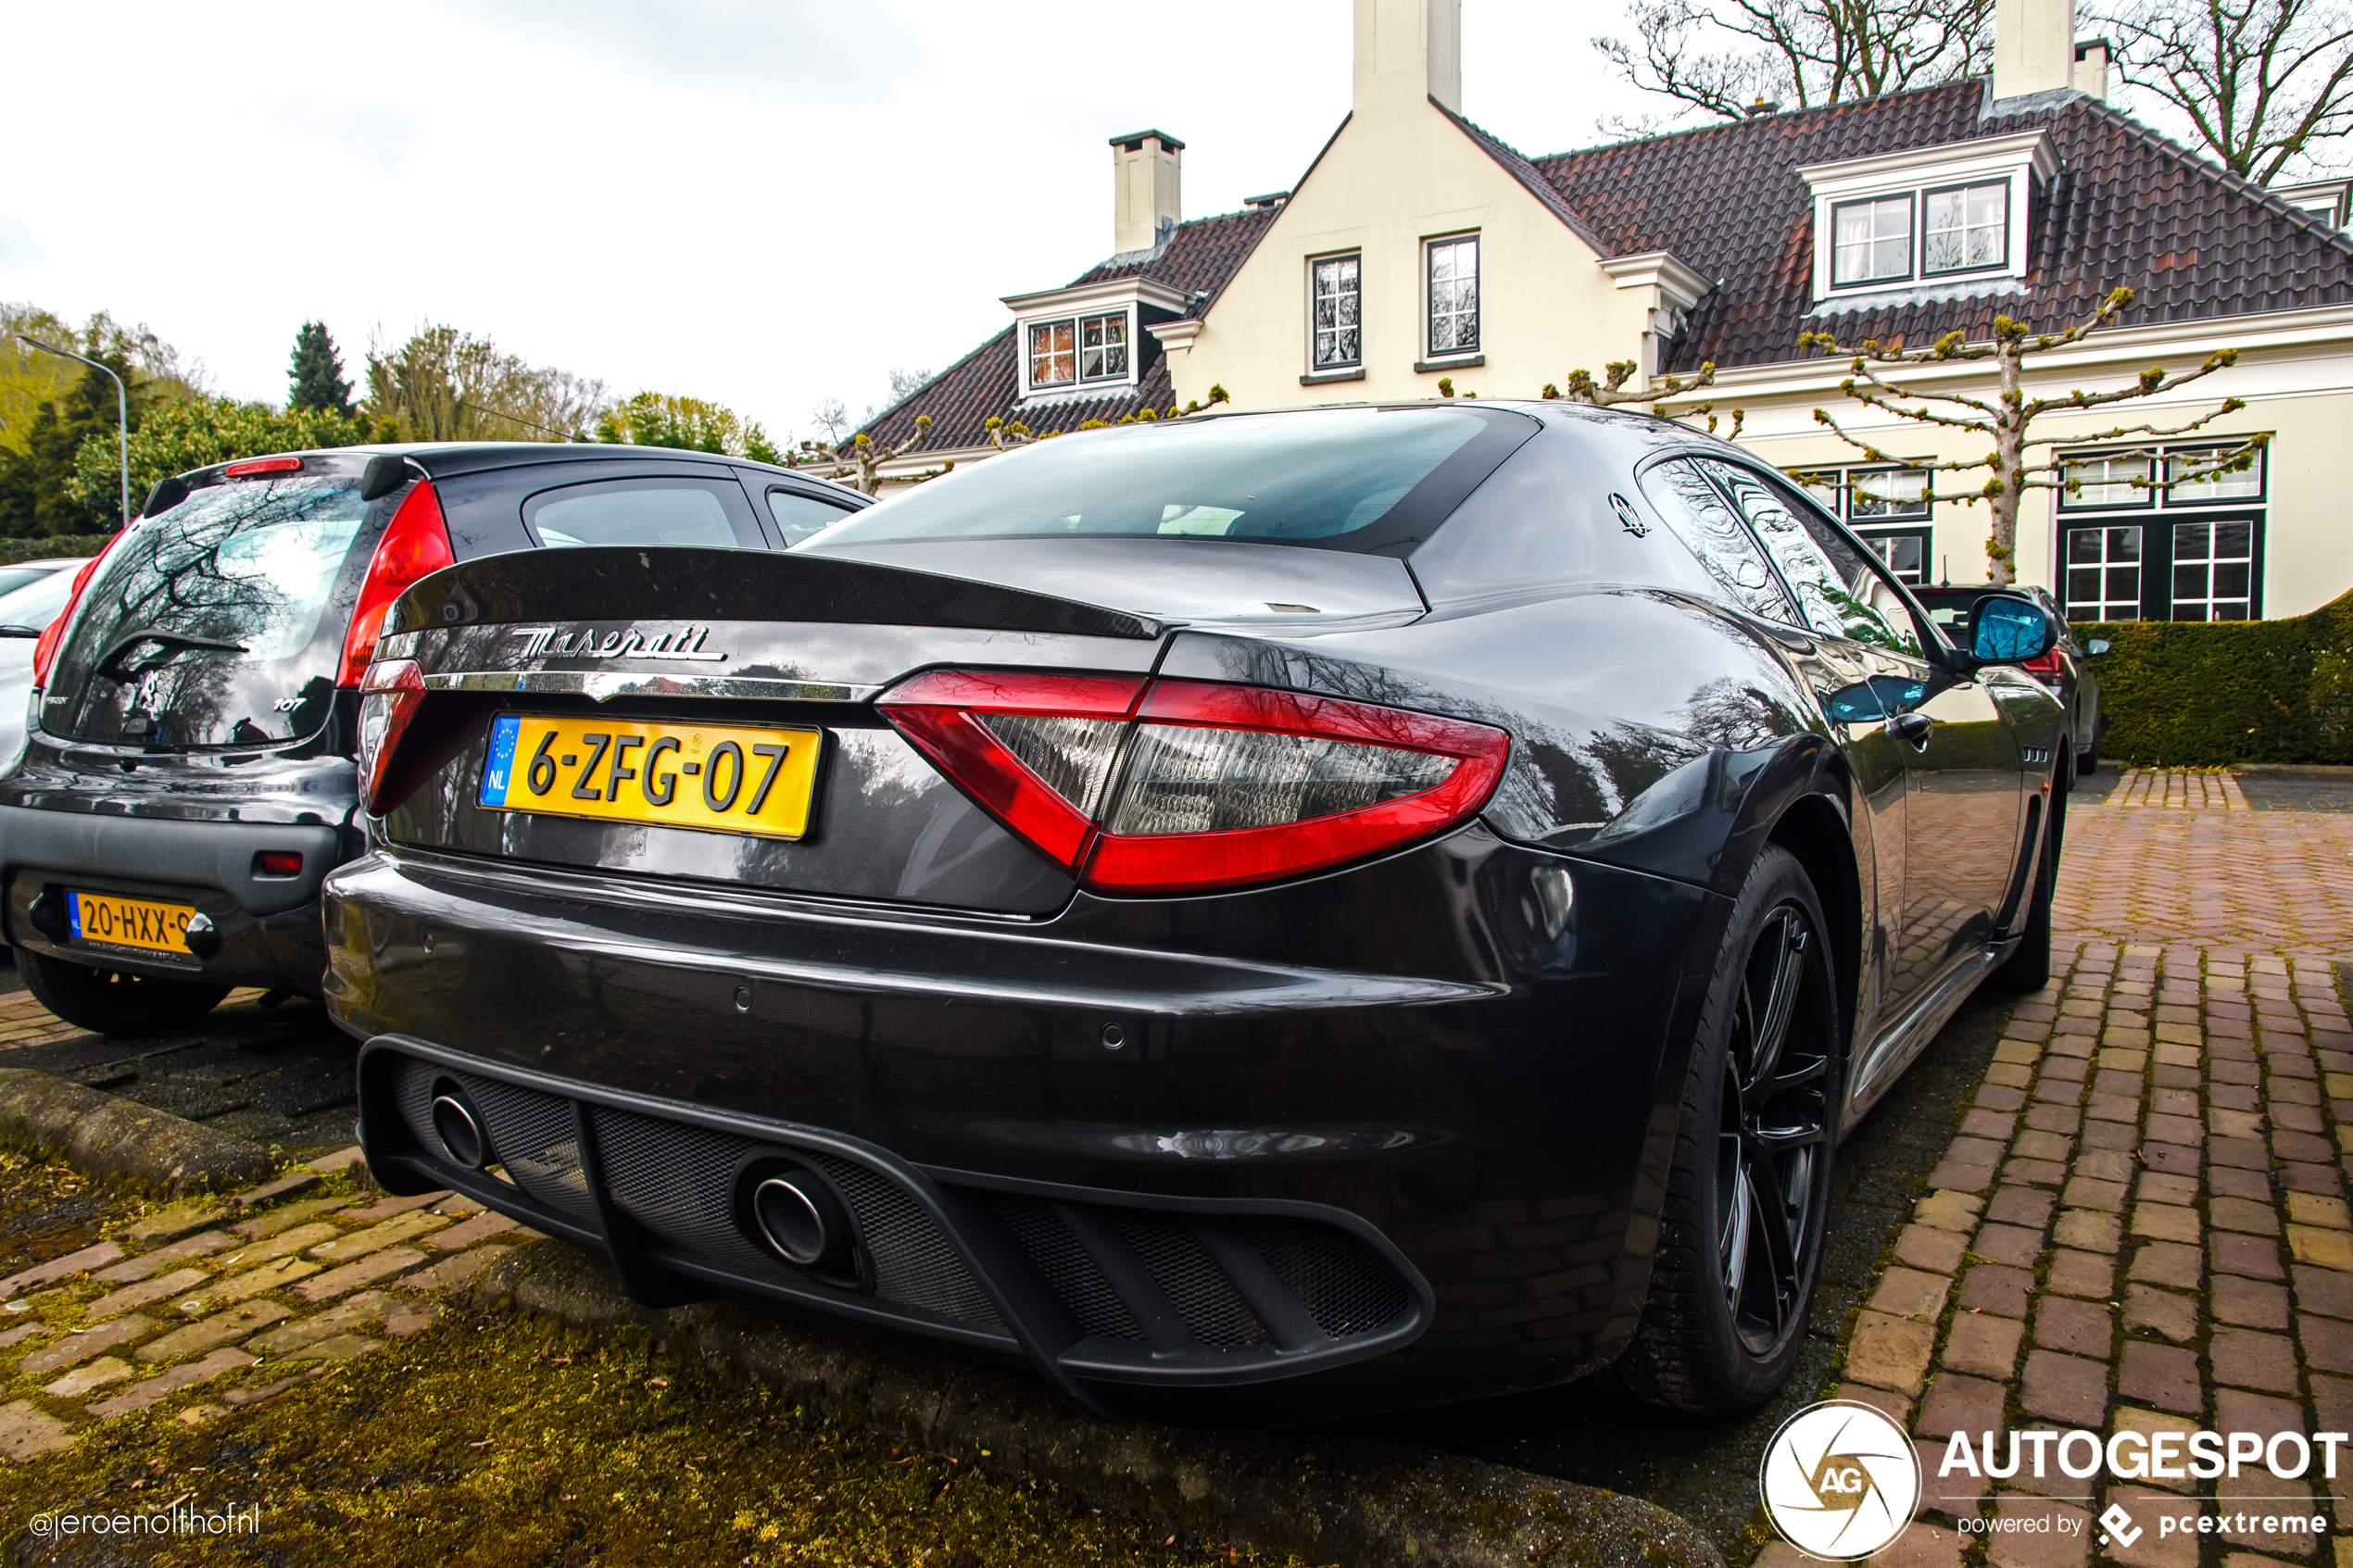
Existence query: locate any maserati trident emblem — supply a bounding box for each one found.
[512,625,726,663]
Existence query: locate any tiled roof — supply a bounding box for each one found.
[1525,82,2353,370]
[869,82,2353,447]
[861,206,1276,453]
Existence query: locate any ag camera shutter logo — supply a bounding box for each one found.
[1759,1399,1921,1559]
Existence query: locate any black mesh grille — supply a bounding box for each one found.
[1248,1219,1414,1337]
[807,1154,1002,1327]
[1117,1214,1267,1346]
[392,1057,436,1150]
[993,1198,1142,1341]
[589,1107,781,1278]
[465,1073,596,1223]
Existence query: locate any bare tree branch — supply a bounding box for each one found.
[2092,0,2353,182]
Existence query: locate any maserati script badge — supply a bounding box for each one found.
[512,625,726,662]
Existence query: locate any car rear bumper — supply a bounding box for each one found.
[322,834,1730,1412]
[0,805,347,992]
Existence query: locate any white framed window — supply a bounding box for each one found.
[1831,195,1913,287]
[1922,182,2007,275]
[2060,450,2157,509]
[1856,527,1931,584]
[1426,234,1479,358]
[2166,443,2265,504]
[2065,525,2144,621]
[1079,312,1127,381]
[2171,520,2257,621]
[1026,310,1131,392]
[1786,465,1931,522]
[1027,320,1076,388]
[1311,255,1361,370]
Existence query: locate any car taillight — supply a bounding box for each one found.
[877,671,1510,894]
[2020,648,2065,686]
[336,478,453,687]
[224,456,304,478]
[31,528,132,690]
[357,658,426,811]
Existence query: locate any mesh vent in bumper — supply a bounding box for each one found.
[371,1044,1428,1396]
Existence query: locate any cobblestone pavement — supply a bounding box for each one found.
[1792,773,2353,1568]
[0,1149,518,1461]
[0,976,358,1156]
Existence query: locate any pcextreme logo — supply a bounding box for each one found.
[1758,1400,1922,1561]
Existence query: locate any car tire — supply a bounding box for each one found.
[1992,771,2066,994]
[2075,722,2100,781]
[16,948,230,1037]
[1615,844,1842,1416]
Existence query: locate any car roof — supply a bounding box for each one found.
[172,442,863,501]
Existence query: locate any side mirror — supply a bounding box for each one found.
[2084,638,2111,657]
[1970,594,2056,664]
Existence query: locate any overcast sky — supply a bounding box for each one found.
[2,0,1667,445]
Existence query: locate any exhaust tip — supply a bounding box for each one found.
[429,1078,488,1170]
[744,1165,850,1270]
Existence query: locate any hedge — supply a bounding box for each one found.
[0,535,107,565]
[2080,586,2353,765]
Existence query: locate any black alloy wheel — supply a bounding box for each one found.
[1716,902,1832,1358]
[1617,844,1840,1414]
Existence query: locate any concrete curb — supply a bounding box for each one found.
[0,1066,276,1196]
[474,1240,1727,1568]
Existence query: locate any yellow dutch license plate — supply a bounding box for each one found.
[478,714,822,841]
[68,890,198,957]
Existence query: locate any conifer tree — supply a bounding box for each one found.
[287,321,352,417]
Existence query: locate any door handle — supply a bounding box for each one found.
[1887,711,1934,746]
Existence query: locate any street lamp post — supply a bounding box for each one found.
[16,336,130,533]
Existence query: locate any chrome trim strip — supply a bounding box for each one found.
[421,671,881,704]
[1843,944,2003,1129]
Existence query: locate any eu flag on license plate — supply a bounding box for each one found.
[480,714,522,807]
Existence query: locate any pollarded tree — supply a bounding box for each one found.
[1798,286,2261,584]
[1543,359,1746,438]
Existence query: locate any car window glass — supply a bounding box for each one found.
[0,571,75,633]
[1699,460,1920,654]
[766,488,855,546]
[41,474,371,747]
[0,566,60,600]
[523,479,750,549]
[1637,458,1795,621]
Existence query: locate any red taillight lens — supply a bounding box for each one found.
[357,658,426,811]
[31,529,132,690]
[254,851,304,877]
[2020,648,2065,686]
[877,671,1510,894]
[336,479,453,687]
[877,671,1146,868]
[224,456,304,478]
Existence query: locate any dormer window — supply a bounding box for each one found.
[1800,131,2054,303]
[1832,197,1912,287]
[1026,310,1130,391]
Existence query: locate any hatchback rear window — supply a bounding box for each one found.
[805,406,1537,555]
[40,474,370,748]
[522,477,760,549]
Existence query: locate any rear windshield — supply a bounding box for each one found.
[40,474,370,748]
[805,406,1537,555]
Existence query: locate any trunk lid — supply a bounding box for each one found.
[371,546,1167,916]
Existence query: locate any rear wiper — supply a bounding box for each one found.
[93,628,249,684]
[0,624,41,638]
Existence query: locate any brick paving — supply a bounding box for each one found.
[2106,771,2254,811]
[0,1153,520,1460]
[1787,772,2353,1568]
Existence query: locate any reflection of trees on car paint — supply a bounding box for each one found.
[43,476,364,747]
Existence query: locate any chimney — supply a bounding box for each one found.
[2074,38,2110,101]
[1993,0,2078,99]
[1353,0,1461,117]
[1110,130,1183,256]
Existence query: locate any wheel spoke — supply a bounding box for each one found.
[1721,1140,1753,1307]
[1749,1162,1800,1319]
[1742,914,1808,1114]
[1747,1122,1829,1155]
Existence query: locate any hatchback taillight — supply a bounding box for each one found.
[31,529,132,690]
[2020,648,2065,687]
[878,671,1510,894]
[337,478,453,687]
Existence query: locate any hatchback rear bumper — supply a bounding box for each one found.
[322,835,1730,1412]
[0,805,347,992]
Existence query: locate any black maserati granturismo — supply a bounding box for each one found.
[321,401,2070,1421]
